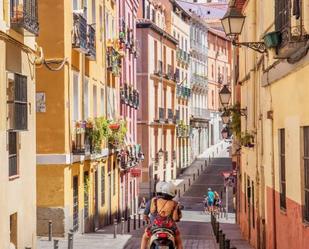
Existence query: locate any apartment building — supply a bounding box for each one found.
[207,27,231,145]
[0,0,38,248]
[36,0,121,236]
[117,0,142,217]
[164,0,192,172]
[229,0,309,248]
[137,0,178,197]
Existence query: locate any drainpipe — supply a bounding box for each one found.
[270,105,277,249]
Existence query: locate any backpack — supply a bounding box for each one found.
[150,198,178,235]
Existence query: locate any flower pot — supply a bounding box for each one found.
[263,31,281,49]
[109,123,120,130]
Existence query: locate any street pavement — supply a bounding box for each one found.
[38,144,252,249]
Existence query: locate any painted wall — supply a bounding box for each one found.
[236,0,309,248]
[0,17,37,249]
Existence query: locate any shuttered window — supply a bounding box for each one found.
[303,127,309,222]
[8,132,18,177]
[275,0,290,32]
[7,73,28,131]
[279,129,287,210]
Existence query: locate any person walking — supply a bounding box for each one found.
[207,188,215,213]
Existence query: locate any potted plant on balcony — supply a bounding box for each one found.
[240,131,255,148]
[263,31,282,49]
[73,120,86,154]
[108,120,127,150]
[109,122,120,131]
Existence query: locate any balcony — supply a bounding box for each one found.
[218,73,223,84]
[176,85,191,99]
[174,110,180,123]
[86,24,96,60]
[120,84,139,109]
[107,47,121,76]
[154,60,163,76]
[72,13,88,53]
[191,73,207,88]
[176,124,190,138]
[174,68,180,83]
[159,107,165,123]
[167,109,174,123]
[10,0,39,36]
[191,107,210,120]
[72,121,95,155]
[165,65,175,81]
[176,49,190,65]
[172,150,176,160]
[164,151,168,163]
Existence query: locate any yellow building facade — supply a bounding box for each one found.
[36,0,120,236]
[0,0,38,248]
[232,0,309,248]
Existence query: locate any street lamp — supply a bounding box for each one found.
[221,6,245,39]
[219,85,232,107]
[221,6,267,53]
[221,111,230,124]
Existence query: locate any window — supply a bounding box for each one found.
[7,73,28,131]
[101,166,105,206]
[279,128,286,209]
[211,90,214,107]
[91,0,96,24]
[84,171,89,218]
[303,127,309,222]
[8,132,18,177]
[113,161,116,195]
[10,213,17,248]
[93,85,97,117]
[252,181,255,228]
[73,72,79,121]
[100,88,104,115]
[99,5,103,41]
[211,65,214,78]
[73,0,79,10]
[275,0,290,32]
[83,78,89,119]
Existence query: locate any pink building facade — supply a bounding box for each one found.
[118,0,141,217]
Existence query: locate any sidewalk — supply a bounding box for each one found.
[217,223,253,249]
[37,233,131,249]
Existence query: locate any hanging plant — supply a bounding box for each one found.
[240,131,255,148]
[230,103,241,140]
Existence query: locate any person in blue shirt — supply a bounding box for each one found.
[207,188,215,212]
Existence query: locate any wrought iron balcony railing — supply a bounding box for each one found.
[72,13,88,53]
[191,73,208,87]
[10,0,39,35]
[191,107,210,120]
[176,85,191,99]
[168,109,174,122]
[159,107,165,123]
[86,24,96,60]
[175,110,180,123]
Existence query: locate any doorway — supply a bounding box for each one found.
[73,176,79,232]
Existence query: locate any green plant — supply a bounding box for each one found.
[107,119,127,148]
[240,131,255,147]
[229,103,241,139]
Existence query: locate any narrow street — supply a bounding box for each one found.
[124,156,234,249]
[37,152,252,249]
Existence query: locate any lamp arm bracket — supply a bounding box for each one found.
[232,40,267,54]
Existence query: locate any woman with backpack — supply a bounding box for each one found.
[140,181,183,249]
